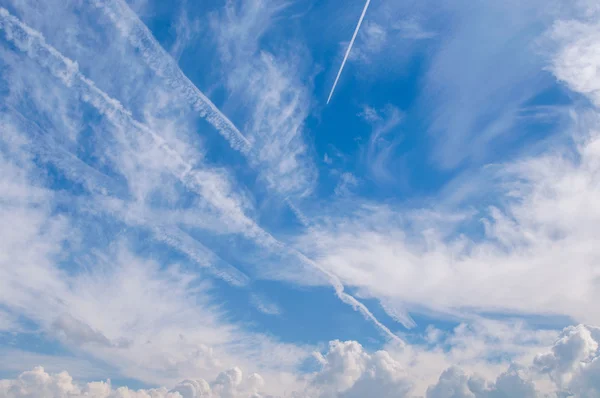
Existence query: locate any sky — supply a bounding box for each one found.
[0,0,600,397]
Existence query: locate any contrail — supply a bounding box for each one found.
[327,0,372,104]
[90,1,400,341]
[0,7,402,344]
[285,198,403,343]
[91,0,252,154]
[0,7,253,287]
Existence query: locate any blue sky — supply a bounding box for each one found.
[1,0,600,397]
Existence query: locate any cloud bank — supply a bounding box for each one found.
[2,324,600,397]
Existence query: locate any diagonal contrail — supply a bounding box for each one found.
[91,0,252,154]
[327,0,372,104]
[0,6,402,344]
[0,7,253,287]
[91,0,401,342]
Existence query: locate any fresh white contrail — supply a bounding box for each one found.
[0,6,402,344]
[90,1,401,341]
[327,0,372,104]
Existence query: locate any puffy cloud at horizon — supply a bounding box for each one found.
[2,324,600,397]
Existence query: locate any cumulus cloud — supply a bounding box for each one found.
[0,366,268,398]
[426,366,539,398]
[307,340,412,398]
[3,324,600,397]
[533,325,600,395]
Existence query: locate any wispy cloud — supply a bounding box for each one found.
[3,0,600,395]
[250,293,282,316]
[0,146,304,383]
[359,104,404,182]
[393,18,436,40]
[1,4,401,350]
[0,8,256,287]
[288,4,600,332]
[169,0,201,61]
[298,119,600,324]
[210,0,317,197]
[549,17,600,107]
[0,7,313,386]
[419,0,562,169]
[299,112,600,332]
[334,172,359,196]
[92,0,252,153]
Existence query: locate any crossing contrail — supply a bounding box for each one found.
[0,5,403,344]
[327,0,372,104]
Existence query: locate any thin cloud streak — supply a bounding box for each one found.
[4,104,251,286]
[91,0,252,153]
[327,0,372,104]
[101,0,316,198]
[0,7,401,343]
[0,7,253,286]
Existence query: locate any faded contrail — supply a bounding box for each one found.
[92,0,401,342]
[91,0,252,154]
[0,7,253,287]
[327,0,372,104]
[0,6,402,344]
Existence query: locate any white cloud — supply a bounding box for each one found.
[358,104,404,182]
[0,3,401,347]
[348,17,435,65]
[297,117,600,323]
[333,173,358,196]
[305,340,412,398]
[533,324,600,394]
[426,366,539,398]
[348,21,387,64]
[0,309,17,331]
[0,60,308,390]
[549,18,600,107]
[169,0,201,61]
[250,294,282,316]
[4,2,600,397]
[291,11,600,327]
[0,7,262,289]
[3,323,600,397]
[92,0,252,154]
[210,0,317,197]
[419,0,566,169]
[393,19,436,40]
[0,365,270,398]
